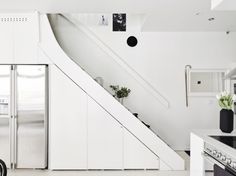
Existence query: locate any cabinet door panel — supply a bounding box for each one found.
[0,21,13,62]
[13,14,38,64]
[50,65,87,169]
[124,129,159,169]
[87,97,123,169]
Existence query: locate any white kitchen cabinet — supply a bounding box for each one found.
[87,97,123,169]
[123,129,159,169]
[0,13,38,64]
[0,19,14,63]
[49,65,87,170]
[13,14,38,64]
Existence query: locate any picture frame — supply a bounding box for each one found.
[112,13,126,32]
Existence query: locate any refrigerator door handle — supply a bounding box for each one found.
[10,65,17,169]
[9,117,14,169]
[13,65,17,169]
[13,117,17,169]
[10,65,14,169]
[14,67,17,118]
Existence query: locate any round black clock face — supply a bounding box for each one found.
[127,36,138,47]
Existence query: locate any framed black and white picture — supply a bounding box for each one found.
[112,13,126,32]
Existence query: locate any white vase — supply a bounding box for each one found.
[119,98,124,105]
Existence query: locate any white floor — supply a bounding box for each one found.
[8,169,214,176]
[7,152,213,176]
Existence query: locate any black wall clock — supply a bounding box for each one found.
[127,36,138,47]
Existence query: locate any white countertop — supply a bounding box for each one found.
[192,129,236,159]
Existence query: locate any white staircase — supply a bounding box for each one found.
[39,14,185,170]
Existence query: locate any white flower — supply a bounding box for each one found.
[233,94,236,101]
[217,91,235,110]
[221,91,227,97]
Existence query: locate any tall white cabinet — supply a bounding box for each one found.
[49,65,87,169]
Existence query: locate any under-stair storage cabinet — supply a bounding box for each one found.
[123,129,160,169]
[87,97,123,169]
[49,65,87,169]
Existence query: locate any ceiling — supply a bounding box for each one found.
[0,0,236,31]
[141,10,236,31]
[212,0,236,11]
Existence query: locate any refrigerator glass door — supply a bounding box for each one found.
[15,65,47,168]
[0,65,11,168]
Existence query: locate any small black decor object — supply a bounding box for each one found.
[127,36,138,47]
[0,159,7,176]
[142,121,150,128]
[113,13,126,32]
[220,109,234,133]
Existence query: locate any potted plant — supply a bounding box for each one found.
[110,85,131,105]
[216,91,236,133]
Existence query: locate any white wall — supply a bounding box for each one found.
[50,14,236,150]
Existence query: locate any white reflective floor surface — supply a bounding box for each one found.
[7,152,213,176]
[8,169,213,176]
